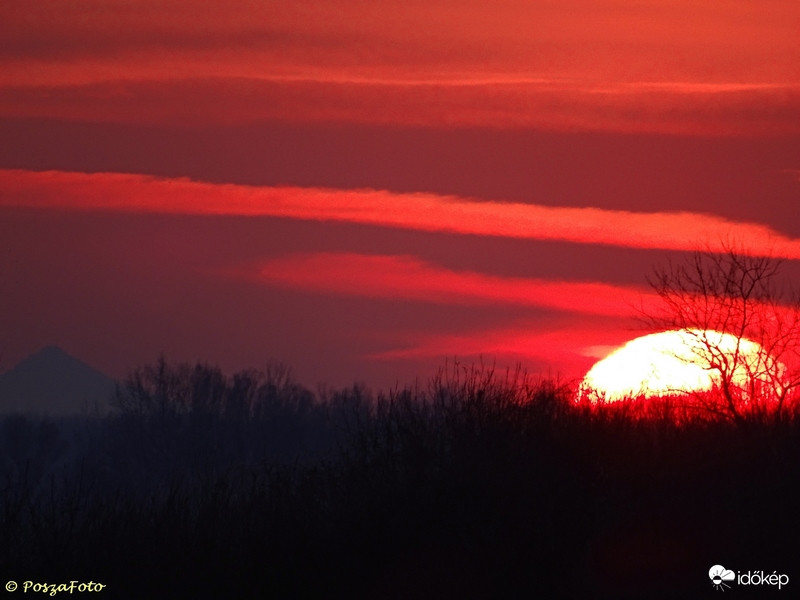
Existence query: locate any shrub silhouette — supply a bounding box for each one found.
[2,358,800,598]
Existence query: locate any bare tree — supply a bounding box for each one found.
[645,247,800,422]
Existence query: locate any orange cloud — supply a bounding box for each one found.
[0,78,798,135]
[1,1,797,134]
[2,169,799,257]
[253,252,656,317]
[3,0,797,86]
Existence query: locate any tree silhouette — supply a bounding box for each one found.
[645,247,800,422]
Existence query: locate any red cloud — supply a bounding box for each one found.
[254,252,657,317]
[2,169,799,258]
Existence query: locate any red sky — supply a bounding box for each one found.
[1,1,799,388]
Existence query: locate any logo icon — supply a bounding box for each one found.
[709,565,736,591]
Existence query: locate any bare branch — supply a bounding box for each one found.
[643,243,800,422]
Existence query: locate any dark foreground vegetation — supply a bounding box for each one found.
[3,359,800,598]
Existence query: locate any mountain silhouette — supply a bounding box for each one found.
[0,346,115,415]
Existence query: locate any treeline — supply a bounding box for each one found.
[2,359,800,598]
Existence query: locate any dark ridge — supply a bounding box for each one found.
[0,346,115,415]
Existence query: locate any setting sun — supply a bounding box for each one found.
[580,329,769,402]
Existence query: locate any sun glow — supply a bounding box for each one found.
[580,329,768,402]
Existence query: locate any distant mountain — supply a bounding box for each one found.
[0,346,116,416]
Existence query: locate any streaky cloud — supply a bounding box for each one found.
[2,0,798,134]
[1,78,798,135]
[253,252,656,317]
[2,168,799,258]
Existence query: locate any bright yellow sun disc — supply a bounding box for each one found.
[581,329,766,402]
